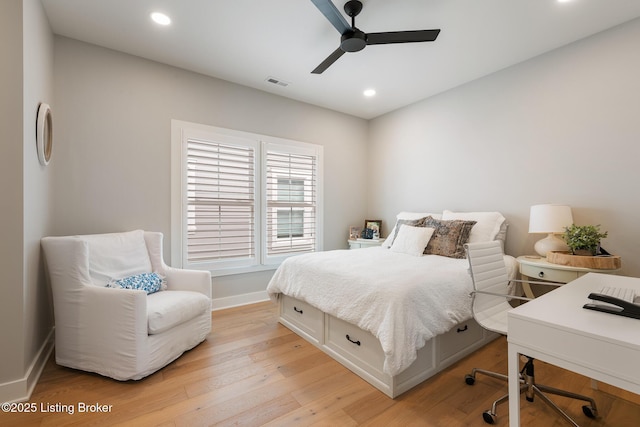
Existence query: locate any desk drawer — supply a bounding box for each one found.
[281,296,323,342]
[520,264,579,283]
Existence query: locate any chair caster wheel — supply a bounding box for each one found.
[465,374,475,385]
[482,411,497,424]
[582,405,597,418]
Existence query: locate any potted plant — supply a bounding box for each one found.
[563,224,608,256]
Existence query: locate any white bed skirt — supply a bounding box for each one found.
[278,294,498,398]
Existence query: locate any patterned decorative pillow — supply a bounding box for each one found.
[422,217,477,258]
[107,272,166,294]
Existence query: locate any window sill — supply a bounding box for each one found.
[208,264,279,278]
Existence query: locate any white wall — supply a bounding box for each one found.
[0,0,55,403]
[23,0,55,372]
[0,0,26,396]
[368,18,640,276]
[52,37,369,303]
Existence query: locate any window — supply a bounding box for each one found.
[171,121,322,275]
[266,149,317,257]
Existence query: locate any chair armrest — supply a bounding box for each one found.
[471,290,532,302]
[164,266,212,298]
[510,278,563,287]
[54,284,147,368]
[80,285,147,337]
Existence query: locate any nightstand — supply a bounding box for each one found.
[517,255,622,298]
[348,239,384,249]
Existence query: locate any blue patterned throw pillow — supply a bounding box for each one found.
[107,272,166,294]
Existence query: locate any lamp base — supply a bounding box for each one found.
[534,233,569,258]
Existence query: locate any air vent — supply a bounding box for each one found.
[265,76,290,87]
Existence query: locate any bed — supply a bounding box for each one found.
[267,210,517,398]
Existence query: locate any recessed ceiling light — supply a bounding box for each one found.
[363,89,376,97]
[557,0,574,3]
[151,12,171,26]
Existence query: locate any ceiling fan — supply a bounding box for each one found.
[310,0,441,74]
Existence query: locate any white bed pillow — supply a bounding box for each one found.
[383,211,442,248]
[441,210,506,243]
[390,225,435,256]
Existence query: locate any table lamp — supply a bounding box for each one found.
[529,204,573,257]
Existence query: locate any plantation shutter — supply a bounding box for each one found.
[186,138,256,267]
[265,147,318,258]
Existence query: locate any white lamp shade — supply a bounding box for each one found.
[529,204,573,234]
[529,204,573,257]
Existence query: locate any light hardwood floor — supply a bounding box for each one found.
[3,301,639,426]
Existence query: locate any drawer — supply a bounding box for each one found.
[520,264,579,283]
[325,315,385,376]
[438,319,484,362]
[280,296,323,342]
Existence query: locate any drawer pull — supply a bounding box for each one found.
[345,334,361,346]
[538,271,545,278]
[293,306,303,314]
[457,325,468,333]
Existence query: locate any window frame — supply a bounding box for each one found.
[171,120,323,276]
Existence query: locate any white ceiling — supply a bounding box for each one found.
[41,0,640,119]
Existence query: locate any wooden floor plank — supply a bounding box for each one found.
[262,382,374,427]
[2,301,639,427]
[214,393,301,427]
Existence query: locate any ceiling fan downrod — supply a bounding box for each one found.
[341,0,366,52]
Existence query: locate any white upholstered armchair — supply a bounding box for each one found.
[41,230,211,380]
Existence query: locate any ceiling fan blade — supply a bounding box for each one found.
[311,47,346,74]
[366,29,440,45]
[310,0,351,34]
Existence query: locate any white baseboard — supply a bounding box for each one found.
[211,290,270,311]
[0,328,54,403]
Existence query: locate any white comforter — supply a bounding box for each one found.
[267,246,516,376]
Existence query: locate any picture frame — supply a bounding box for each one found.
[364,219,382,239]
[349,226,362,240]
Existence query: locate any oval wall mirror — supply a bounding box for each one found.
[36,103,53,166]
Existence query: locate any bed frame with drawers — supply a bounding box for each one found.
[278,294,498,398]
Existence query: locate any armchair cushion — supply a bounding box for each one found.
[147,291,211,335]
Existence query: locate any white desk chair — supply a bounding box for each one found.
[463,241,597,426]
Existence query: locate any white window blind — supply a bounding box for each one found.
[186,138,256,267]
[172,120,322,276]
[265,149,317,257]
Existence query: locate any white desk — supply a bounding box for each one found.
[507,273,640,426]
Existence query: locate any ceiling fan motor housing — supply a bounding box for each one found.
[341,29,366,52]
